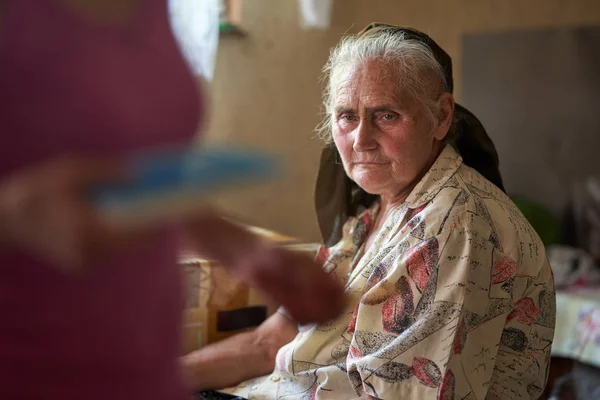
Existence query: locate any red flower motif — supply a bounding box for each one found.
[438,369,455,400]
[362,213,373,231]
[382,276,414,335]
[412,357,442,388]
[453,319,465,354]
[491,256,516,284]
[408,216,420,229]
[406,238,439,292]
[347,304,359,334]
[406,204,428,221]
[349,343,361,360]
[315,247,331,264]
[507,297,541,325]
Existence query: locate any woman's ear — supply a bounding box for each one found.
[433,92,455,141]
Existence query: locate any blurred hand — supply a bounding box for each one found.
[186,214,346,325]
[233,245,346,324]
[0,157,132,270]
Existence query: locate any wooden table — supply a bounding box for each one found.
[179,227,318,353]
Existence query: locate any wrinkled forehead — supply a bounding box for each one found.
[331,59,414,109]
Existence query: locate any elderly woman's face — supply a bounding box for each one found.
[332,59,452,200]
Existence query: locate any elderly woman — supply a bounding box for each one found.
[184,24,555,400]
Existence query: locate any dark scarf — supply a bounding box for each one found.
[315,23,505,246]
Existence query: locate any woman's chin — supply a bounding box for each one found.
[352,178,388,195]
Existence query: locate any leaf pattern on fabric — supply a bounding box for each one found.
[438,369,456,400]
[406,237,439,292]
[381,276,415,335]
[412,357,442,388]
[491,255,517,284]
[507,297,541,325]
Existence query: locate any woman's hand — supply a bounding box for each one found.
[185,214,346,325]
[0,157,132,270]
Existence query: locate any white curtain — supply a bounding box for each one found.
[168,0,220,81]
[167,0,333,81]
[298,0,333,30]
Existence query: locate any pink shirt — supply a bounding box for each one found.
[0,1,201,398]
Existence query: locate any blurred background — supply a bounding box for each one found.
[173,1,600,398]
[195,0,600,245]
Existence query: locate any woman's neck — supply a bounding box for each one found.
[365,143,444,249]
[362,199,400,252]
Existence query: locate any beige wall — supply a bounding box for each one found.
[204,0,600,242]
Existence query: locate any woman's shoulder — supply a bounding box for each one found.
[433,164,547,266]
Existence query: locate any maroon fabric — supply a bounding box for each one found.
[0,1,202,399]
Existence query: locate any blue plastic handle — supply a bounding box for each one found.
[92,146,280,209]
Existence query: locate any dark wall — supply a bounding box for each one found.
[462,27,600,216]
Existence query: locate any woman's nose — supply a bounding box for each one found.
[353,121,377,152]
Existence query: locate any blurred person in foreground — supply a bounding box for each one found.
[184,24,556,400]
[0,1,345,399]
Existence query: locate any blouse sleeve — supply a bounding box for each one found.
[485,260,555,399]
[344,224,554,400]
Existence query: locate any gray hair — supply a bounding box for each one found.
[316,30,452,143]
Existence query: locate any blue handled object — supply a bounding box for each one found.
[92,145,280,227]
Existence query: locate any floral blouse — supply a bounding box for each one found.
[227,145,555,400]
